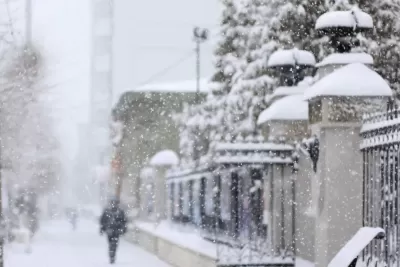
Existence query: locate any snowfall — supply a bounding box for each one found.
[5,219,170,267]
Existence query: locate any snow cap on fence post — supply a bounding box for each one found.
[304,63,392,125]
[149,150,179,223]
[268,48,316,87]
[260,49,315,141]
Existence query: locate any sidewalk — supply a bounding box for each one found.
[6,219,171,267]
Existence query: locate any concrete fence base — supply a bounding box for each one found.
[125,224,301,267]
[125,226,216,267]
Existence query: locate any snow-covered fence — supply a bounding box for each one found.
[165,133,297,267]
[126,5,394,265]
[359,102,400,266]
[328,227,385,267]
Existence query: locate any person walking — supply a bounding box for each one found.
[15,189,38,238]
[99,199,127,264]
[68,208,78,230]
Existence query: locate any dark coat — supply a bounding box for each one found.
[100,207,127,237]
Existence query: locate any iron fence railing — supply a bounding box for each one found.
[360,101,400,267]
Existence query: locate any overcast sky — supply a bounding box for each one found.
[31,0,221,161]
[33,0,91,165]
[113,0,221,101]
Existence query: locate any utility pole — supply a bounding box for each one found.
[26,0,32,45]
[193,27,208,105]
[192,27,208,163]
[0,142,3,267]
[91,0,114,204]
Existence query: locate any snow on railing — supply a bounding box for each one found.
[212,134,295,165]
[214,141,293,152]
[361,109,400,132]
[360,133,400,149]
[328,227,384,267]
[360,102,400,149]
[166,132,298,183]
[166,168,195,179]
[214,154,293,165]
[166,170,213,183]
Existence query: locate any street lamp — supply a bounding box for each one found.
[193,27,208,104]
[192,27,208,163]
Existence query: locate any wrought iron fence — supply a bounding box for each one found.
[360,101,400,266]
[166,136,296,267]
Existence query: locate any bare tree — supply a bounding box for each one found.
[0,43,61,196]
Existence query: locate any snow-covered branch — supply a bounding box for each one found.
[0,43,61,195]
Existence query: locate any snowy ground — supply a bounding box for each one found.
[5,219,171,267]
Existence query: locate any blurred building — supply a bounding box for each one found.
[89,0,114,179]
[73,124,93,205]
[111,79,211,213]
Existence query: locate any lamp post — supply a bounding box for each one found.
[193,27,208,104]
[192,27,208,163]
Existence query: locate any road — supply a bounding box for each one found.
[5,219,170,267]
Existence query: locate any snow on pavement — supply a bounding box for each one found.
[5,219,171,267]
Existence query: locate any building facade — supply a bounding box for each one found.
[111,80,209,213]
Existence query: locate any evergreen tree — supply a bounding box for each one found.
[177,0,248,163]
[272,0,327,56]
[225,0,326,134]
[177,0,400,163]
[317,0,400,94]
[356,0,400,94]
[211,0,246,95]
[228,0,277,134]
